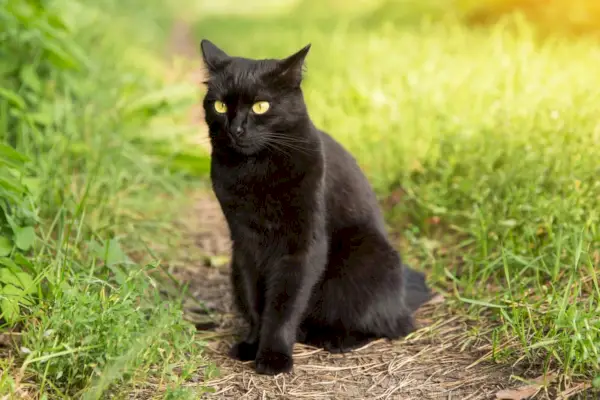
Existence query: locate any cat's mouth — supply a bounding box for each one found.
[229,136,250,148]
[228,135,258,154]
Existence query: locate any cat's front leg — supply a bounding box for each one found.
[255,247,325,375]
[229,248,262,361]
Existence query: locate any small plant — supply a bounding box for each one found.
[0,143,38,325]
[21,265,201,397]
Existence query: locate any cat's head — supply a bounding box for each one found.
[200,39,311,155]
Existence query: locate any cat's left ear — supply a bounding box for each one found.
[277,44,311,87]
[200,39,230,74]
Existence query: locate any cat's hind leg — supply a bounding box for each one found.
[314,228,429,343]
[299,323,375,353]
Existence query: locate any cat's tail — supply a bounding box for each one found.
[402,265,433,313]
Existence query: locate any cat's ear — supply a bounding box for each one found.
[276,44,311,87]
[200,39,229,74]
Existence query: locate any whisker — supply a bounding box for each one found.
[264,133,311,144]
[266,139,312,148]
[264,135,314,150]
[264,139,316,156]
[263,141,294,158]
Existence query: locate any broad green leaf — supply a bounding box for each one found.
[43,40,80,70]
[47,12,71,32]
[0,59,19,77]
[1,268,19,284]
[0,87,26,110]
[14,253,33,270]
[0,171,27,194]
[108,265,127,285]
[22,177,41,196]
[18,295,33,306]
[15,226,35,251]
[15,272,34,294]
[106,238,127,266]
[87,239,102,255]
[22,90,40,106]
[0,297,19,324]
[2,283,24,297]
[0,188,22,206]
[89,238,129,266]
[0,269,21,287]
[28,112,53,126]
[0,257,22,272]
[0,269,34,294]
[0,236,11,256]
[20,65,42,93]
[0,143,29,168]
[6,0,36,22]
[0,284,23,324]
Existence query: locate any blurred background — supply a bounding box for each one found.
[1,0,599,398]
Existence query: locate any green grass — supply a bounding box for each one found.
[193,0,600,384]
[0,0,211,397]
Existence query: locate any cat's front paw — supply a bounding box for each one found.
[229,341,258,361]
[255,350,293,375]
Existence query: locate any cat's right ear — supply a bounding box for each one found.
[200,39,229,74]
[275,44,311,87]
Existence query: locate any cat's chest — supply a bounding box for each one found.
[213,177,290,218]
[212,157,296,199]
[210,152,319,225]
[212,170,311,237]
[214,185,289,243]
[213,164,272,204]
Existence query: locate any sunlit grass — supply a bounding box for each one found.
[194,0,600,381]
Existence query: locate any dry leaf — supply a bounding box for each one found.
[426,293,445,305]
[495,385,540,400]
[496,373,557,400]
[0,332,21,347]
[426,216,441,225]
[383,188,406,208]
[205,254,230,268]
[556,382,592,399]
[0,334,11,347]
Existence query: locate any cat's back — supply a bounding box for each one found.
[319,130,386,233]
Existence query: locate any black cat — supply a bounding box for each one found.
[200,39,432,375]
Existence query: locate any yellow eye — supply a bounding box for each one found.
[252,101,270,115]
[214,101,227,114]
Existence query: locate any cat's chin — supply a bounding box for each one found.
[222,139,267,156]
[231,143,262,156]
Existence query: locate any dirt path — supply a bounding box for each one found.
[172,192,520,400]
[163,19,551,400]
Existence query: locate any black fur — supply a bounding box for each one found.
[200,39,432,375]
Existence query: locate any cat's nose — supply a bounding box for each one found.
[230,126,244,136]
